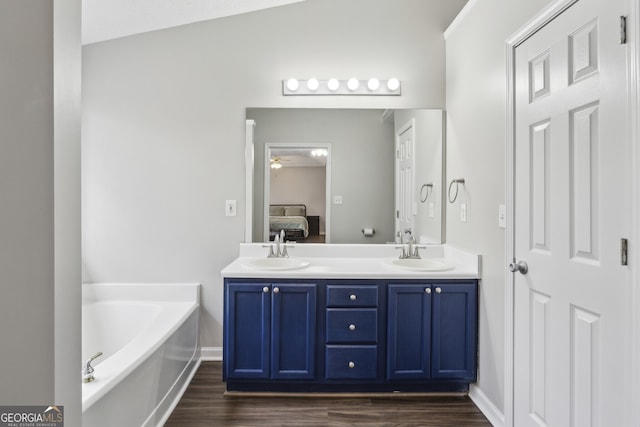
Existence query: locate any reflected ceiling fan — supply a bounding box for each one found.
[270,156,290,169]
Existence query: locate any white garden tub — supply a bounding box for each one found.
[82,283,200,427]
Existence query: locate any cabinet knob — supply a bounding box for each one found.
[435,287,441,293]
[425,288,431,294]
[349,324,356,331]
[262,286,269,293]
[349,294,357,301]
[348,361,355,369]
[273,287,280,294]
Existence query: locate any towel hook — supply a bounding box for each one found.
[420,183,433,203]
[448,178,465,203]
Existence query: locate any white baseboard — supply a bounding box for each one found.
[201,346,223,361]
[469,384,505,427]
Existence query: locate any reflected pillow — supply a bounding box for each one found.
[284,206,305,217]
[269,206,285,216]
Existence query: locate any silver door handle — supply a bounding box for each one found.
[508,260,528,274]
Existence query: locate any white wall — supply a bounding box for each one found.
[82,0,466,350]
[445,0,553,418]
[55,0,83,424]
[0,0,81,423]
[0,0,54,404]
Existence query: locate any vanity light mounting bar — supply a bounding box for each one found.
[282,79,401,96]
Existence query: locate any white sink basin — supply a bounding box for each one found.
[241,257,311,271]
[386,258,455,272]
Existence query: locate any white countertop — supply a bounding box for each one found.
[221,244,481,280]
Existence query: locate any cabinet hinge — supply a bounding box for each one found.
[621,238,628,266]
[621,16,627,44]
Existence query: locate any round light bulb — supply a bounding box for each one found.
[307,78,319,91]
[367,78,380,91]
[327,78,340,91]
[286,78,299,91]
[387,78,400,91]
[347,78,359,91]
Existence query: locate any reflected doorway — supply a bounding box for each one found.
[264,143,331,243]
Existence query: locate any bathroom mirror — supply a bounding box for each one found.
[246,108,445,244]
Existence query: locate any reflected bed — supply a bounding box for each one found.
[269,204,309,239]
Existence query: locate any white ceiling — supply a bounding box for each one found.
[81,0,306,45]
[272,148,327,168]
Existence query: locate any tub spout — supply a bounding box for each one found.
[82,351,103,383]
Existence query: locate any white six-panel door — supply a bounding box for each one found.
[395,120,415,242]
[513,0,631,425]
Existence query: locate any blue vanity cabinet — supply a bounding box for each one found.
[224,277,477,392]
[224,281,317,381]
[431,282,477,380]
[387,284,432,380]
[325,284,381,380]
[387,281,477,382]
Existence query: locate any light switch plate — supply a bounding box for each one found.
[429,202,434,218]
[225,200,237,217]
[460,203,467,222]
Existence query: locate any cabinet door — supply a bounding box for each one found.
[431,283,477,380]
[225,282,270,379]
[387,284,431,380]
[271,283,317,379]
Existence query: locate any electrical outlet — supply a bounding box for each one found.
[333,195,343,205]
[460,203,467,222]
[225,200,237,217]
[498,204,506,228]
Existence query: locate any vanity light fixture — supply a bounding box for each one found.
[286,78,299,91]
[282,78,401,96]
[347,78,360,91]
[387,77,400,91]
[307,78,319,91]
[311,148,328,157]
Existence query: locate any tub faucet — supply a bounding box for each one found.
[82,351,103,383]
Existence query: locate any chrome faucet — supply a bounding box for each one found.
[266,230,290,258]
[82,351,103,383]
[396,234,426,259]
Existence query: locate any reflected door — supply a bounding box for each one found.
[395,120,415,242]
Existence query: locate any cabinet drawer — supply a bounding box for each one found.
[326,345,377,379]
[326,309,377,343]
[327,286,377,307]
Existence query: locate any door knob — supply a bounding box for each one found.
[508,260,528,274]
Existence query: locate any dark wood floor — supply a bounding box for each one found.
[165,362,491,426]
[302,234,325,243]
